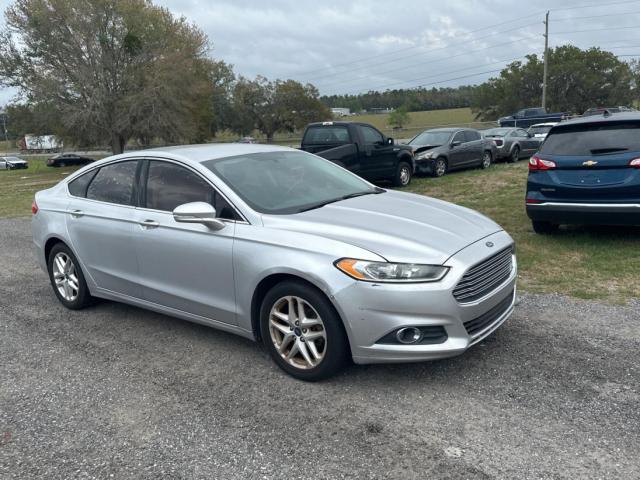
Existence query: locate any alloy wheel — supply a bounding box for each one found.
[52,252,79,302]
[399,165,410,185]
[269,295,327,370]
[435,158,446,177]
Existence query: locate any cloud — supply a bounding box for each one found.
[0,0,638,104]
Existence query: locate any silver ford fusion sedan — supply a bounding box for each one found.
[32,144,517,380]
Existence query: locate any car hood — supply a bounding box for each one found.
[7,159,27,164]
[262,190,503,264]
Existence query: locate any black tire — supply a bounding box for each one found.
[260,280,349,381]
[393,161,412,187]
[47,243,93,309]
[532,220,559,234]
[508,146,520,163]
[432,157,447,177]
[480,151,492,169]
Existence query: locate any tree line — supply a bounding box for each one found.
[0,0,329,153]
[1,1,638,153]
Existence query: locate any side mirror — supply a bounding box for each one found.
[527,132,534,138]
[173,202,225,230]
[450,141,462,148]
[386,137,394,146]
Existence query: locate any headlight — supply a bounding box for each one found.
[335,258,449,283]
[414,151,434,161]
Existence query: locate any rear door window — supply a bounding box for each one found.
[86,160,139,205]
[303,126,351,145]
[539,122,640,156]
[68,169,98,197]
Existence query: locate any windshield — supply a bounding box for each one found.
[483,128,511,137]
[539,122,640,156]
[409,131,452,146]
[202,151,377,214]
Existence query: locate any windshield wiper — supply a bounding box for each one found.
[297,188,385,213]
[590,147,629,154]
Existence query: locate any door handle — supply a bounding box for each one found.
[139,219,159,229]
[69,209,84,218]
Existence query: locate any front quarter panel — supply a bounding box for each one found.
[232,222,385,340]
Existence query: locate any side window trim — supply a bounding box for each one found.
[139,158,246,223]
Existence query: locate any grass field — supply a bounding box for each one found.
[218,107,492,145]
[1,153,638,302]
[0,156,103,218]
[406,162,640,303]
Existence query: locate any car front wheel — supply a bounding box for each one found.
[432,157,447,177]
[260,281,349,381]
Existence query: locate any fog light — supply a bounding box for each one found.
[396,327,423,344]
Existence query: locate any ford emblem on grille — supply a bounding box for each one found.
[486,241,494,247]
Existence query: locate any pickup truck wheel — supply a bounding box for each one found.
[508,146,520,163]
[432,157,447,177]
[480,151,492,169]
[393,161,412,187]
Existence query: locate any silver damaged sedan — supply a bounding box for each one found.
[32,144,517,380]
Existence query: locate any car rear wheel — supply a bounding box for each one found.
[260,280,349,381]
[508,146,520,163]
[432,157,447,177]
[47,243,93,309]
[532,220,559,234]
[393,161,412,187]
[481,151,492,169]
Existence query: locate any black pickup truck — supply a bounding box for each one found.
[300,122,415,186]
[498,107,568,128]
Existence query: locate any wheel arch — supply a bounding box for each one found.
[250,272,351,351]
[44,236,68,263]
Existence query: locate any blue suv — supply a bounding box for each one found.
[526,112,640,233]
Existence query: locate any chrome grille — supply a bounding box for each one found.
[453,246,513,303]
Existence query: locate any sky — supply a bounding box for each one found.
[1,0,639,105]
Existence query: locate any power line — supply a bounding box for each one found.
[291,0,640,79]
[308,22,542,84]
[314,34,541,89]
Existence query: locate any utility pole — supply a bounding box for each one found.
[542,10,549,110]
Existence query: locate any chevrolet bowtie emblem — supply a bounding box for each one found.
[582,160,598,167]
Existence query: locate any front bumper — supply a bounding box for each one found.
[414,157,436,175]
[333,231,517,364]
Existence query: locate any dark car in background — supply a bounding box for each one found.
[47,153,94,167]
[526,112,640,233]
[408,128,495,177]
[499,107,568,128]
[483,127,540,163]
[300,121,414,186]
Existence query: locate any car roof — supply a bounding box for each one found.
[420,128,462,133]
[117,143,295,163]
[556,111,640,127]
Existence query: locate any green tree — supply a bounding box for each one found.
[388,106,410,130]
[472,46,634,120]
[231,76,330,142]
[0,0,213,153]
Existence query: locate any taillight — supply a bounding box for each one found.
[630,158,640,168]
[529,155,556,171]
[31,199,38,215]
